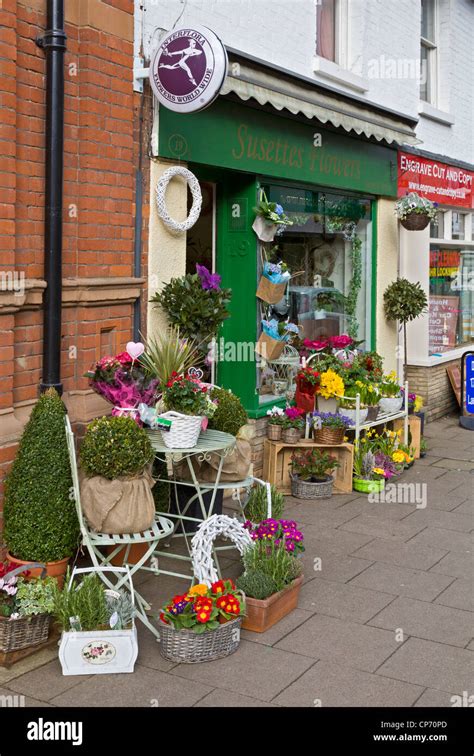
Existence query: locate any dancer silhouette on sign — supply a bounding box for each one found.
[159,40,203,87]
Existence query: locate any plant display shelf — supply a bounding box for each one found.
[343,381,410,445]
[263,439,354,495]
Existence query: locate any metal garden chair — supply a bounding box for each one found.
[65,416,174,638]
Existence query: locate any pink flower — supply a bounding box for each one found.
[303,338,328,351]
[116,351,133,365]
[329,334,353,349]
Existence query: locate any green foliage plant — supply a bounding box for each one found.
[290,448,339,481]
[3,388,79,563]
[80,416,153,480]
[52,571,109,632]
[15,577,57,617]
[140,327,204,387]
[208,387,248,436]
[238,539,303,597]
[384,278,428,379]
[244,484,285,524]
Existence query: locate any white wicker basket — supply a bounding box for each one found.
[159,411,203,449]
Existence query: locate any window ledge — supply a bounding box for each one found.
[418,101,455,126]
[409,344,474,367]
[313,56,368,94]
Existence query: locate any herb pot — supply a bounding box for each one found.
[379,396,403,414]
[290,473,334,499]
[353,478,385,493]
[313,426,345,445]
[400,213,431,231]
[242,575,303,633]
[282,427,302,444]
[267,423,282,441]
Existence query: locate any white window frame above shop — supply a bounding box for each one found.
[420,0,439,106]
[314,0,368,93]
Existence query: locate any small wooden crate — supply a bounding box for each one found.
[263,439,354,495]
[392,414,422,459]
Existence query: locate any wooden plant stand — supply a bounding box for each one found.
[263,438,354,495]
[392,414,422,459]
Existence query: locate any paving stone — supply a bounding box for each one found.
[297,577,394,623]
[0,647,59,686]
[467,640,474,651]
[0,686,53,708]
[377,637,474,692]
[413,688,467,707]
[406,527,473,554]
[434,579,474,613]
[7,660,89,702]
[402,509,474,534]
[168,639,314,702]
[432,459,474,471]
[195,689,280,707]
[281,499,366,528]
[352,538,448,570]
[49,664,213,707]
[275,614,399,672]
[309,553,374,584]
[338,513,426,541]
[336,499,416,521]
[368,596,474,647]
[298,524,374,556]
[452,499,474,516]
[135,626,178,672]
[240,608,315,646]
[348,561,454,601]
[272,660,423,707]
[430,551,473,579]
[422,491,468,512]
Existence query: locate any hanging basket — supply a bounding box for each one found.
[252,215,278,242]
[313,426,345,445]
[0,613,51,654]
[158,615,242,663]
[400,213,431,231]
[158,411,203,449]
[255,332,286,361]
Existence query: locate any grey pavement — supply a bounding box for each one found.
[2,414,472,707]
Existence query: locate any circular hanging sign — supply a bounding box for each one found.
[149,25,228,114]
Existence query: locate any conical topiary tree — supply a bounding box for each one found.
[384,278,428,380]
[3,388,79,563]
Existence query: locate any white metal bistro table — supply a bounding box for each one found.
[145,429,239,581]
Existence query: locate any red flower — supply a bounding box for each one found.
[172,594,189,605]
[216,595,240,614]
[211,580,226,595]
[196,610,211,623]
[159,612,169,625]
[116,351,133,365]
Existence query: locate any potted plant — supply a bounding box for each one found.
[158,579,244,663]
[338,383,368,425]
[257,260,291,304]
[266,406,285,440]
[252,190,293,242]
[357,380,381,421]
[237,520,304,632]
[244,485,285,524]
[256,319,299,361]
[384,278,428,380]
[159,372,212,449]
[420,438,427,458]
[3,389,79,583]
[353,448,387,493]
[281,407,305,443]
[317,369,344,413]
[0,563,56,655]
[140,326,203,388]
[53,568,138,676]
[290,448,340,499]
[379,372,403,414]
[395,192,437,231]
[312,412,352,445]
[295,365,320,413]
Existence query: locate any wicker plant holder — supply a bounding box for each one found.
[267,423,282,441]
[282,427,302,444]
[400,213,430,231]
[0,614,51,654]
[366,405,380,421]
[158,616,242,663]
[290,473,334,499]
[158,411,203,449]
[313,426,345,445]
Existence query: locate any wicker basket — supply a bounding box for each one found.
[282,427,302,444]
[159,411,202,449]
[313,426,345,445]
[400,213,430,231]
[0,613,51,654]
[267,423,282,441]
[290,473,334,499]
[158,616,242,663]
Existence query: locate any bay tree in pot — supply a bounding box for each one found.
[290,448,339,499]
[3,389,79,583]
[384,278,428,381]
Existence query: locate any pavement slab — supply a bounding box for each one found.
[240,608,315,646]
[429,550,473,579]
[195,689,280,707]
[297,577,395,623]
[348,561,455,601]
[413,688,466,707]
[6,660,89,702]
[406,527,473,554]
[434,578,474,613]
[402,508,473,533]
[351,538,448,570]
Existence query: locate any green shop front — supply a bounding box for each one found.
[155,97,398,427]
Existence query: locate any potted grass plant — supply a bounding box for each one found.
[237,520,304,633]
[244,484,285,525]
[290,448,339,499]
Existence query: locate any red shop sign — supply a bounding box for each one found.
[398,152,474,209]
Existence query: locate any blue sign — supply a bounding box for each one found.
[466,354,474,414]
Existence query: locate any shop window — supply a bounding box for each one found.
[420,0,438,104]
[429,210,444,239]
[316,0,337,62]
[451,212,466,241]
[429,246,474,353]
[257,186,372,404]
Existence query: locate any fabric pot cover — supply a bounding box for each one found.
[80,467,156,534]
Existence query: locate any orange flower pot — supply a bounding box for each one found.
[242,575,303,633]
[6,552,69,588]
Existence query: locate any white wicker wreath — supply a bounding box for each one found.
[155,166,202,232]
[191,514,253,585]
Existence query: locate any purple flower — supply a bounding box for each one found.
[196,264,221,291]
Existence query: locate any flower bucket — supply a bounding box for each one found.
[267,423,282,441]
[255,332,285,361]
[158,411,203,449]
[290,473,334,499]
[400,213,431,231]
[252,215,278,242]
[379,396,403,414]
[242,576,303,633]
[353,478,385,494]
[158,616,242,663]
[282,427,302,444]
[317,396,338,413]
[256,276,287,304]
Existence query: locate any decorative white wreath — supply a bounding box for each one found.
[155,166,202,232]
[191,514,253,585]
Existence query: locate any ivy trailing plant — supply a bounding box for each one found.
[322,217,362,339]
[384,278,428,380]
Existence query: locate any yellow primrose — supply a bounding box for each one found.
[188,584,209,596]
[372,467,385,475]
[392,451,405,463]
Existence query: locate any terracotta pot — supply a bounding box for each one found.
[242,575,303,633]
[6,552,69,588]
[107,542,150,567]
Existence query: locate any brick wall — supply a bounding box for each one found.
[0,1,147,521]
[406,359,460,422]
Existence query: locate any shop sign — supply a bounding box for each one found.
[429,295,460,351]
[398,152,474,208]
[149,25,228,114]
[429,250,460,278]
[465,354,474,414]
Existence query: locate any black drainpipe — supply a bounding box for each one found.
[36,0,66,395]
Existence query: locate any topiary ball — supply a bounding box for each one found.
[80,416,154,480]
[209,387,248,436]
